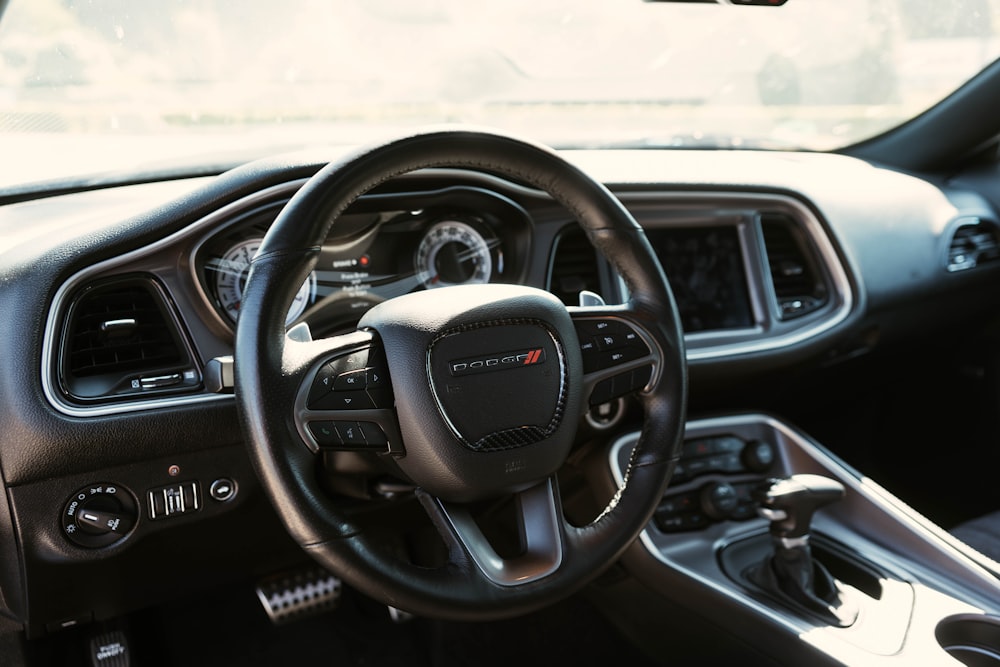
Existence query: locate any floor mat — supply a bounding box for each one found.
[122,580,658,667]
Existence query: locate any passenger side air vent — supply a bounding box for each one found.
[549,225,602,306]
[760,214,828,320]
[60,276,200,402]
[947,217,1000,272]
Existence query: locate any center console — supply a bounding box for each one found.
[607,414,1000,666]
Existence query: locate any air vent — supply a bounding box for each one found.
[761,214,828,320]
[947,218,1000,272]
[60,276,200,402]
[548,225,602,306]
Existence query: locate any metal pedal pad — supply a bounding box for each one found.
[255,567,342,625]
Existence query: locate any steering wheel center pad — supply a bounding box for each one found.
[359,284,580,502]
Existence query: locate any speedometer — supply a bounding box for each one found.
[214,238,316,326]
[415,220,494,289]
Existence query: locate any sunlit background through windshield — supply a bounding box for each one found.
[1,0,999,190]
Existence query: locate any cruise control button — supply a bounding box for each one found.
[594,333,621,350]
[597,346,645,369]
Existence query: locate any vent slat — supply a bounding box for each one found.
[761,214,827,320]
[948,220,1000,271]
[549,226,601,306]
[67,282,182,378]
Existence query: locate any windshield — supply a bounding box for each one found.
[1,0,999,190]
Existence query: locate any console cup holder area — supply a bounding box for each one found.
[937,615,1000,666]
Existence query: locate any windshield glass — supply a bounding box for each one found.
[1,0,998,190]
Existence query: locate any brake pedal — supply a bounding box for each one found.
[255,567,342,624]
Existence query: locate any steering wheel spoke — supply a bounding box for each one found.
[569,305,662,411]
[284,331,403,456]
[420,477,565,587]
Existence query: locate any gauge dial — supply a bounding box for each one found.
[416,221,494,289]
[214,238,316,326]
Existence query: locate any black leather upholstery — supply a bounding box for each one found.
[953,513,1000,562]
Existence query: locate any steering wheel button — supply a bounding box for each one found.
[308,421,342,447]
[594,333,621,350]
[334,421,366,446]
[630,365,653,392]
[366,386,394,408]
[308,364,338,406]
[597,345,645,369]
[626,335,649,353]
[312,390,375,411]
[357,422,388,446]
[589,378,615,406]
[365,368,384,388]
[334,369,367,391]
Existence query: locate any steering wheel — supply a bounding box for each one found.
[234,128,687,620]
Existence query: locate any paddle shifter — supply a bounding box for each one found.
[749,474,858,626]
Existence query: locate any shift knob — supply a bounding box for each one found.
[754,474,844,541]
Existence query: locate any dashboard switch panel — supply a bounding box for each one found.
[147,481,201,520]
[673,436,775,483]
[650,435,778,533]
[656,481,759,533]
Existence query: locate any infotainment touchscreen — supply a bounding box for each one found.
[646,226,754,333]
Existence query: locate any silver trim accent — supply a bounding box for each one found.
[44,183,853,416]
[778,535,809,550]
[578,290,606,307]
[255,569,342,625]
[433,478,564,587]
[584,397,627,431]
[41,181,307,417]
[186,180,309,333]
[610,192,855,361]
[757,507,788,522]
[609,414,1000,646]
[100,318,136,333]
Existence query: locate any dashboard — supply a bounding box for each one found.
[4,146,1000,638]
[36,156,865,418]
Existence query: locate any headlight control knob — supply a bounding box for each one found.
[61,483,138,548]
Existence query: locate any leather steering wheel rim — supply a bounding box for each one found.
[234,128,687,620]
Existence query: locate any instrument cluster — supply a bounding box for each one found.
[195,185,533,337]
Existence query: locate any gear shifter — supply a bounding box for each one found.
[757,474,844,544]
[749,474,858,627]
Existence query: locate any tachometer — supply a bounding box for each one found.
[415,220,494,289]
[214,238,316,326]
